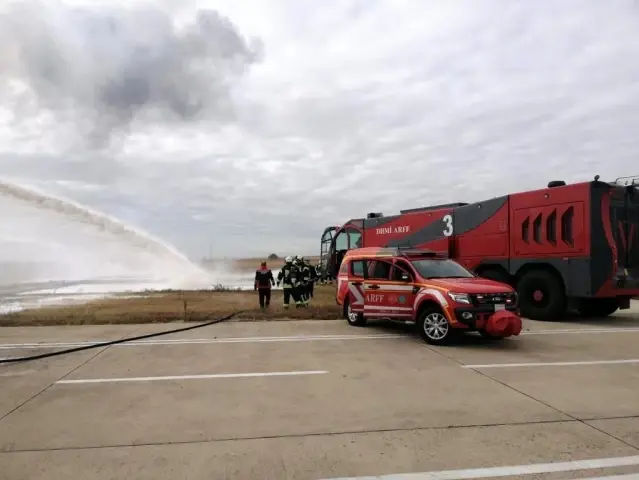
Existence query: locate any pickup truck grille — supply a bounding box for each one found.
[470,292,517,306]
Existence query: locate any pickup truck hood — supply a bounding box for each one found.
[423,277,514,294]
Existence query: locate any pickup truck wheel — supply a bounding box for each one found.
[344,299,367,326]
[517,270,566,321]
[417,307,454,345]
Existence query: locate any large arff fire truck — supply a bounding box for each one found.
[319,176,639,321]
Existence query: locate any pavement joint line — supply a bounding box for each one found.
[575,475,639,480]
[55,370,329,384]
[0,333,408,350]
[317,455,639,480]
[581,414,639,422]
[463,359,639,368]
[0,324,147,424]
[3,326,639,351]
[0,347,110,423]
[412,337,639,453]
[1,417,633,455]
[521,327,639,335]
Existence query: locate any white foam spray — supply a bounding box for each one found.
[0,178,216,290]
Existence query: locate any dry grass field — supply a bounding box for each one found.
[1,256,333,327]
[205,256,321,271]
[0,283,341,327]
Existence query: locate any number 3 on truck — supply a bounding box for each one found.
[442,214,453,237]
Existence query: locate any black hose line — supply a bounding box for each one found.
[0,310,245,365]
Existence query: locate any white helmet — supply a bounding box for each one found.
[295,255,302,260]
[285,256,293,263]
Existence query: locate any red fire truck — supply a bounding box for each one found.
[319,176,639,321]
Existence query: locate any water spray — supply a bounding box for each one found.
[0,178,214,289]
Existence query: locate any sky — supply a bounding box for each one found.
[2,0,639,261]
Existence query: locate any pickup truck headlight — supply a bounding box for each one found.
[448,292,471,304]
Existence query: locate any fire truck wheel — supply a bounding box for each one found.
[344,299,367,326]
[417,307,456,345]
[517,269,566,321]
[576,298,619,318]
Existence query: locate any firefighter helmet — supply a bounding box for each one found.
[285,256,292,263]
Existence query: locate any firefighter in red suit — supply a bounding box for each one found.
[254,261,275,309]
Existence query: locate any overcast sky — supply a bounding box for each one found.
[2,0,639,261]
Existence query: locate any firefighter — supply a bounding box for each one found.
[306,257,318,298]
[292,255,306,306]
[297,256,311,306]
[254,261,275,309]
[277,256,303,308]
[316,262,324,284]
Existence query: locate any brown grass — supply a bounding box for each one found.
[0,284,341,327]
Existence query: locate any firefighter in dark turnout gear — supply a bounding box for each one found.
[277,256,303,308]
[254,261,275,309]
[307,258,318,298]
[296,255,311,306]
[316,262,325,284]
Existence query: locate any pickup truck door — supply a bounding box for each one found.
[363,259,414,319]
[345,259,366,315]
[389,259,418,319]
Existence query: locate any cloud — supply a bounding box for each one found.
[0,0,262,148]
[2,0,639,266]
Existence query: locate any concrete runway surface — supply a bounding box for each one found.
[1,306,639,480]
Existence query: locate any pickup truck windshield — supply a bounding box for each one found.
[410,259,475,279]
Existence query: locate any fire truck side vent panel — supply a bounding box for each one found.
[522,217,530,243]
[533,214,543,244]
[546,210,557,245]
[561,207,574,246]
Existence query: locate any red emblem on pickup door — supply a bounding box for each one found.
[388,294,398,304]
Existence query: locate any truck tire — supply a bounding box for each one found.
[517,270,566,321]
[344,299,367,326]
[417,306,456,345]
[576,298,619,318]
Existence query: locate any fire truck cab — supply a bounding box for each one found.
[320,176,639,321]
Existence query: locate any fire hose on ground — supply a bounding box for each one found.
[0,310,245,365]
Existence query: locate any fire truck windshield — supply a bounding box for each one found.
[410,259,475,279]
